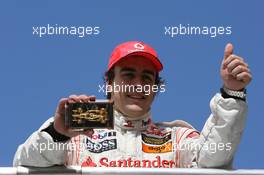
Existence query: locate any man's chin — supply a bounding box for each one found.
[123,105,146,117]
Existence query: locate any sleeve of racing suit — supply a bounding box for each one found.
[13,117,67,167]
[178,93,247,168]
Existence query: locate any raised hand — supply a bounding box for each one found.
[221,43,252,90]
[53,95,96,138]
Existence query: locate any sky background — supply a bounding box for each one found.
[0,0,263,169]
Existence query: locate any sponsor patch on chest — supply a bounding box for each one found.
[86,138,117,153]
[91,131,116,140]
[81,156,177,168]
[141,131,173,153]
[142,133,171,145]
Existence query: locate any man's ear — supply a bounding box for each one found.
[106,81,112,90]
[106,80,113,100]
[151,91,157,102]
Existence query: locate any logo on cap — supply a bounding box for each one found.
[134,43,145,50]
[108,41,163,72]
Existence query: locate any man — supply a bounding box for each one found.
[13,41,252,168]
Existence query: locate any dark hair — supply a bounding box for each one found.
[103,67,165,99]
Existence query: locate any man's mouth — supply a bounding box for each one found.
[127,94,146,100]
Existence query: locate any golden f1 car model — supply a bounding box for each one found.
[65,100,114,130]
[72,107,108,124]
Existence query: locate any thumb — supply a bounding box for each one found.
[224,43,234,60]
[56,98,68,114]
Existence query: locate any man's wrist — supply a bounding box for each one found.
[41,122,70,142]
[220,86,247,101]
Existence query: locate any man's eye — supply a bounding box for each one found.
[142,75,154,82]
[122,73,134,79]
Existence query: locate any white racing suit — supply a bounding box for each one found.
[13,94,247,168]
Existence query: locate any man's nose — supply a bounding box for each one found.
[130,76,143,86]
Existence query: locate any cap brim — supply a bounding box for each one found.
[123,52,163,72]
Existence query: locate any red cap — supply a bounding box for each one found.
[108,41,163,72]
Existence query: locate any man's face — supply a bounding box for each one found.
[110,56,157,117]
